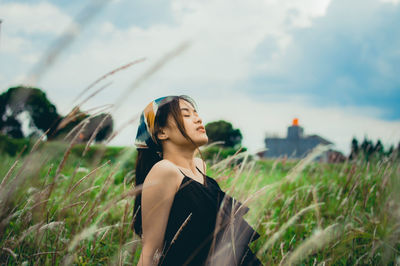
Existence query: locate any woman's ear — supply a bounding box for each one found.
[157,127,169,140]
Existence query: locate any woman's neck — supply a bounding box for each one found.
[162,145,197,173]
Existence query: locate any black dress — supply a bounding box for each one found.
[157,166,262,266]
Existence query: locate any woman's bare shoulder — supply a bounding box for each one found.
[144,160,181,189]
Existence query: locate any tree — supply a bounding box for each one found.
[53,108,113,143]
[360,137,374,161]
[349,137,359,160]
[397,141,400,158]
[204,120,242,148]
[85,113,113,142]
[360,138,373,153]
[374,139,384,157]
[386,145,394,157]
[0,86,114,143]
[0,86,61,139]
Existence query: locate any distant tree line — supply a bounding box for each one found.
[0,86,114,156]
[349,137,399,161]
[1,87,247,161]
[0,86,113,141]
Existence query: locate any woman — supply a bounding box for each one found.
[132,95,262,265]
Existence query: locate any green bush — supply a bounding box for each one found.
[0,134,32,156]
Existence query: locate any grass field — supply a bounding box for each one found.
[0,141,399,265]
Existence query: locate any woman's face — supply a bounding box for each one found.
[162,98,208,148]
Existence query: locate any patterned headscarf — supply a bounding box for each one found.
[134,95,198,150]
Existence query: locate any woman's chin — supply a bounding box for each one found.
[195,137,209,147]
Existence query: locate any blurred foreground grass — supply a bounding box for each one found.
[0,141,399,265]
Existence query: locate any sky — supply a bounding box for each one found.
[0,0,399,156]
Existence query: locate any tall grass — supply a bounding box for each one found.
[0,139,399,265]
[1,13,399,262]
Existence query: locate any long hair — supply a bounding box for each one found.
[132,96,206,237]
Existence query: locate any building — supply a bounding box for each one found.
[257,118,345,162]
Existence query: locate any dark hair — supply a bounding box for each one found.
[131,95,206,237]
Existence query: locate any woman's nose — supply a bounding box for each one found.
[195,115,202,124]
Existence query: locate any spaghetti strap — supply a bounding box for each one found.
[196,166,206,176]
[177,168,186,176]
[196,166,207,187]
[177,167,207,187]
[177,166,205,177]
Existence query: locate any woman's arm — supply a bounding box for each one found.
[137,161,180,266]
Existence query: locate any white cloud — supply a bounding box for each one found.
[99,21,116,35]
[0,2,73,35]
[30,0,333,106]
[0,34,26,53]
[0,2,75,88]
[380,0,400,4]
